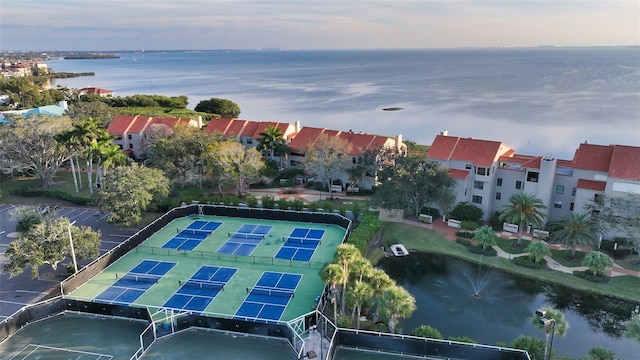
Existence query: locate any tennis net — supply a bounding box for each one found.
[176,228,212,237]
[229,232,265,241]
[250,287,294,298]
[117,273,160,284]
[284,237,321,246]
[179,279,225,291]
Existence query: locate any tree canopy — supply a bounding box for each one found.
[372,153,455,216]
[214,142,264,197]
[303,133,352,199]
[95,163,170,226]
[586,193,640,261]
[0,117,72,187]
[499,193,547,246]
[194,97,241,118]
[549,212,598,259]
[3,217,100,278]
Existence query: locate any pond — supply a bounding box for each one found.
[379,253,639,359]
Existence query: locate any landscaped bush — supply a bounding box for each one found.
[456,238,472,247]
[460,221,479,231]
[13,188,91,205]
[468,245,497,256]
[449,202,483,222]
[308,202,319,212]
[455,231,474,239]
[573,270,609,283]
[324,202,333,213]
[348,212,383,255]
[246,195,259,208]
[261,195,275,209]
[277,198,290,210]
[512,256,547,269]
[290,198,304,211]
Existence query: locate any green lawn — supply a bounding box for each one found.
[549,248,587,267]
[380,222,640,303]
[615,255,640,271]
[495,237,530,254]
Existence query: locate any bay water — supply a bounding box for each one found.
[49,47,640,159]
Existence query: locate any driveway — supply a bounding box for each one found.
[0,204,141,321]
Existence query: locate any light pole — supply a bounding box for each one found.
[536,309,556,360]
[68,220,78,273]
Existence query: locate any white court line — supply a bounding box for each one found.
[0,299,29,306]
[15,290,50,295]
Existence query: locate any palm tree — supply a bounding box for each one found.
[499,193,547,246]
[257,125,286,165]
[549,212,598,259]
[350,257,374,282]
[532,307,568,360]
[473,225,498,250]
[526,241,550,264]
[334,244,361,314]
[348,280,374,329]
[96,142,127,187]
[320,263,347,324]
[582,251,612,276]
[379,286,416,333]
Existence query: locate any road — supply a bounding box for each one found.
[0,204,141,321]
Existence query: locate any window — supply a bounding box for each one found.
[572,187,576,196]
[465,164,472,170]
[474,181,484,190]
[497,178,503,187]
[591,209,600,217]
[515,181,522,190]
[495,192,501,200]
[527,171,539,182]
[594,193,604,204]
[472,195,483,204]
[118,144,123,149]
[129,144,133,149]
[476,167,487,176]
[556,185,564,194]
[127,134,132,140]
[554,201,562,209]
[352,157,357,164]
[570,202,574,211]
[246,138,253,145]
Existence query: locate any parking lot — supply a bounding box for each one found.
[0,204,143,321]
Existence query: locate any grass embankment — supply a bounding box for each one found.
[378,222,640,303]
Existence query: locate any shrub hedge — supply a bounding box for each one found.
[573,270,609,283]
[12,188,92,205]
[348,212,382,255]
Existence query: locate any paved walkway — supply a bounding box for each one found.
[244,186,639,278]
[403,217,639,278]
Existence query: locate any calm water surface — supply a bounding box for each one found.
[49,48,640,159]
[380,253,639,359]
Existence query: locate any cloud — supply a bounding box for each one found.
[1,0,638,50]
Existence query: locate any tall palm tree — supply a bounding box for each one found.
[257,125,287,168]
[334,244,361,314]
[550,212,598,258]
[320,263,347,325]
[532,307,568,360]
[499,193,547,246]
[96,142,127,187]
[348,280,374,329]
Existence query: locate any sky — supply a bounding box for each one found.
[1,0,638,51]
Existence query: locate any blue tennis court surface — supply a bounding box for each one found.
[163,266,237,313]
[161,220,222,251]
[95,260,176,305]
[275,228,325,261]
[216,224,273,256]
[234,272,302,324]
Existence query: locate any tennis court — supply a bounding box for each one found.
[68,214,346,324]
[162,265,237,313]
[275,227,325,261]
[216,224,273,256]
[94,260,176,305]
[9,343,114,360]
[162,220,222,250]
[235,271,302,324]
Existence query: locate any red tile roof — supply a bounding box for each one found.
[609,145,640,181]
[107,115,138,134]
[79,87,113,95]
[428,135,512,167]
[449,169,469,180]
[206,119,295,139]
[288,127,393,156]
[577,179,607,191]
[569,143,614,172]
[127,116,153,133]
[499,154,541,169]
